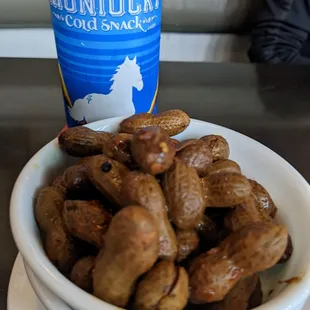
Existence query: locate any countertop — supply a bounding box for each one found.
[2,58,310,309]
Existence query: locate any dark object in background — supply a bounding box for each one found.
[248,0,310,65]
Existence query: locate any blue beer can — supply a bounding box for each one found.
[49,0,161,127]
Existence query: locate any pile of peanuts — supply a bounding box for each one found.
[34,109,292,310]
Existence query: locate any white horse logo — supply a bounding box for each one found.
[69,56,143,123]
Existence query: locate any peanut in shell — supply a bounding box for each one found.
[189,222,288,303]
[58,126,112,157]
[63,200,112,248]
[163,158,205,229]
[203,159,241,177]
[93,206,159,307]
[249,179,278,218]
[131,126,176,175]
[134,261,189,310]
[177,141,213,176]
[103,133,135,166]
[121,171,177,261]
[87,154,129,206]
[200,173,252,207]
[176,229,200,263]
[200,135,230,162]
[120,109,190,136]
[70,256,96,293]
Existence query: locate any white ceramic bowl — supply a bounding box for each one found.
[10,117,310,310]
[24,260,72,310]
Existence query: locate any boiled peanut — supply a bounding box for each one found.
[87,154,129,206]
[103,133,135,166]
[225,195,293,264]
[121,171,177,261]
[249,179,278,218]
[63,200,112,248]
[93,206,159,307]
[120,109,190,136]
[35,186,78,273]
[177,141,213,176]
[207,275,259,310]
[70,256,95,293]
[176,229,200,263]
[63,163,91,191]
[200,135,230,161]
[44,225,77,274]
[189,222,288,303]
[203,159,241,176]
[35,186,65,231]
[170,138,180,148]
[58,126,112,157]
[134,261,189,310]
[131,127,176,175]
[186,276,263,310]
[224,195,263,232]
[163,158,205,229]
[208,274,259,310]
[175,139,199,152]
[52,176,67,196]
[200,173,252,207]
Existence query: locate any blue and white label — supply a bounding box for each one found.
[50,0,161,127]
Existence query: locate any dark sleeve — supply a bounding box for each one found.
[248,0,310,64]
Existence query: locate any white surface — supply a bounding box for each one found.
[7,254,46,310]
[0,28,249,62]
[10,117,310,310]
[25,260,72,310]
[7,253,310,310]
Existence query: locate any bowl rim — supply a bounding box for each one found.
[10,117,310,310]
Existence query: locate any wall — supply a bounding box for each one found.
[0,0,261,32]
[0,0,258,61]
